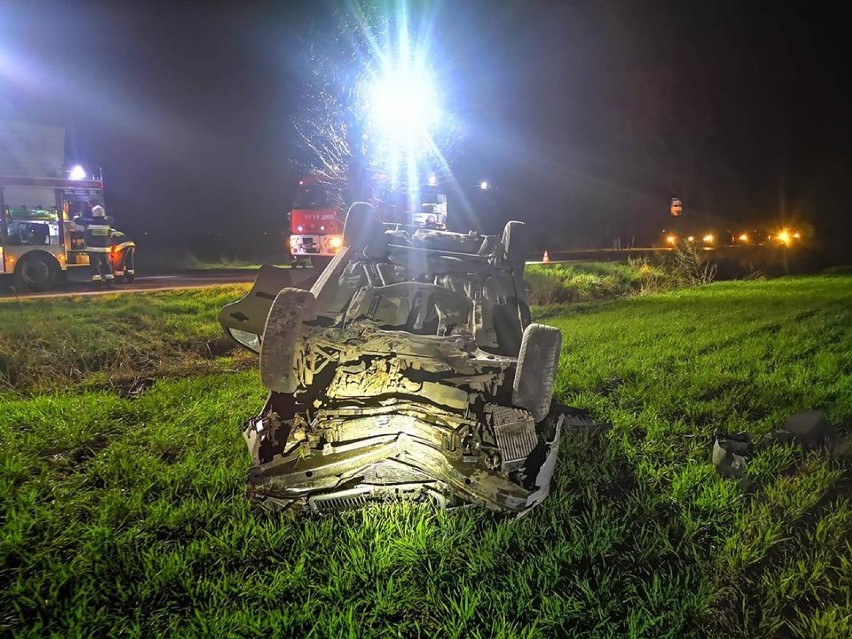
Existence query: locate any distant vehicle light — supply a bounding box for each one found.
[703,234,714,244]
[480,180,489,190]
[666,234,677,245]
[329,235,343,249]
[69,165,86,180]
[739,233,749,243]
[687,235,695,242]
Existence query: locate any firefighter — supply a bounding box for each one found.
[110,229,136,283]
[78,204,114,287]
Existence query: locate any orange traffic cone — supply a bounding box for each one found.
[542,250,550,263]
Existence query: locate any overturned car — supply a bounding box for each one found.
[219,204,572,515]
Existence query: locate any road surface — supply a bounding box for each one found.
[0,268,320,300]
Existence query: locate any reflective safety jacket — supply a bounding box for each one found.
[110,230,135,252]
[78,215,114,252]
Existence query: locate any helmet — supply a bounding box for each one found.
[91,205,106,217]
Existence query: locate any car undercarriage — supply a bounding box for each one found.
[220,204,585,515]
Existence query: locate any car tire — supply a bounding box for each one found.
[512,323,562,423]
[343,202,377,251]
[14,253,59,291]
[500,220,528,267]
[260,287,317,393]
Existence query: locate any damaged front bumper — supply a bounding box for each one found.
[242,403,564,515]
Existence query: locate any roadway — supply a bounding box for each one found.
[0,268,320,300]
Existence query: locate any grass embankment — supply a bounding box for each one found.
[1,275,851,637]
[0,285,252,394]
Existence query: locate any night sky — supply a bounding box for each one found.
[1,0,850,258]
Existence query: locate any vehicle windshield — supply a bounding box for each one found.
[293,185,334,209]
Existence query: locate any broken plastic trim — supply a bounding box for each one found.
[228,328,260,352]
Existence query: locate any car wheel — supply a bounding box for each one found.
[260,287,317,393]
[512,323,562,423]
[343,202,377,250]
[14,254,59,291]
[500,220,528,267]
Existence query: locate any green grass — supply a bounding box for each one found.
[1,275,851,637]
[525,260,675,305]
[0,285,253,394]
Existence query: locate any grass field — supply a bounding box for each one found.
[1,275,850,637]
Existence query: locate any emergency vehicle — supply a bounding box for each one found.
[287,175,345,269]
[0,167,128,290]
[0,122,135,291]
[287,174,449,268]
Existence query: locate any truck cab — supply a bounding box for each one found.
[288,176,344,269]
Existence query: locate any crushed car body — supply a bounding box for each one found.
[220,203,569,515]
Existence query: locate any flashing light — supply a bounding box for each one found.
[366,63,440,137]
[703,234,714,244]
[320,225,325,231]
[739,233,749,243]
[69,165,86,180]
[687,235,695,242]
[329,235,343,249]
[427,174,437,186]
[480,180,489,191]
[297,225,304,233]
[665,235,677,245]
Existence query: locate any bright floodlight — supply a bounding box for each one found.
[69,165,86,180]
[367,63,440,136]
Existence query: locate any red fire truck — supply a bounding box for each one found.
[287,174,449,268]
[287,175,345,269]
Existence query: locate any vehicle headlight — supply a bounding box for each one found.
[228,328,261,352]
[329,235,343,249]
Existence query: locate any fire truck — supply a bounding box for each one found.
[287,175,345,269]
[0,121,134,290]
[287,174,448,268]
